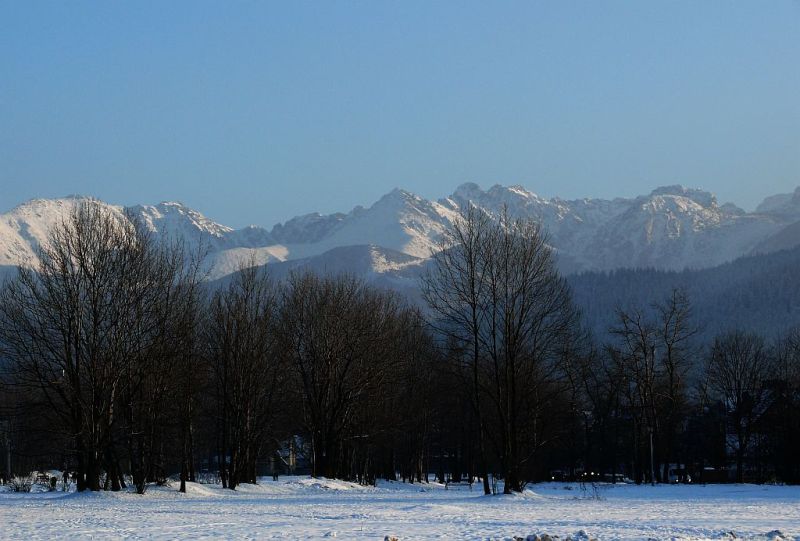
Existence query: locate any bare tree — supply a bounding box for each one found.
[653,289,697,481]
[0,202,192,492]
[478,209,579,492]
[278,272,402,480]
[421,205,494,494]
[423,206,579,493]
[606,288,699,484]
[703,330,772,483]
[382,308,438,484]
[609,306,659,484]
[174,293,204,493]
[205,263,284,490]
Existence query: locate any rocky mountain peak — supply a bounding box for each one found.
[648,185,716,208]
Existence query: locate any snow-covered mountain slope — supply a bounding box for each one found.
[0,196,126,268]
[220,244,429,305]
[126,201,285,279]
[223,244,427,292]
[0,196,284,280]
[1,183,799,281]
[437,183,788,272]
[275,189,457,261]
[578,187,782,271]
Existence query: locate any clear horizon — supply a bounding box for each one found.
[2,1,798,227]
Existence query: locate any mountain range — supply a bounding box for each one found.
[4,183,800,339]
[2,183,800,284]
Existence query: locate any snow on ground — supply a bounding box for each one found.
[0,477,798,540]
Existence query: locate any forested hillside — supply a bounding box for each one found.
[569,246,800,342]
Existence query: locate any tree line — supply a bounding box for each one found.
[0,202,798,494]
[568,245,800,343]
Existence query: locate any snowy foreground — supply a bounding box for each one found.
[0,477,798,540]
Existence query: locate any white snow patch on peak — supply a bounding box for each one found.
[371,187,429,210]
[156,200,188,209]
[9,195,111,214]
[506,184,537,198]
[487,183,539,199]
[451,182,540,204]
[648,185,716,208]
[131,202,233,238]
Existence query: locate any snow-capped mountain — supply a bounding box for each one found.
[575,186,782,272]
[0,197,286,280]
[1,183,799,283]
[0,196,122,268]
[270,188,458,261]
[437,183,790,272]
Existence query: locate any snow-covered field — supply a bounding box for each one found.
[0,477,798,540]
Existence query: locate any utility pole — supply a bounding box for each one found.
[0,420,10,482]
[648,344,656,487]
[649,426,655,486]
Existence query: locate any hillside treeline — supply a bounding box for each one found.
[0,203,798,494]
[569,246,800,343]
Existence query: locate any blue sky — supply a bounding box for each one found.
[1,1,798,227]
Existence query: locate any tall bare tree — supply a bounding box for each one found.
[424,206,579,493]
[205,263,284,490]
[421,205,494,494]
[653,289,697,481]
[278,272,402,480]
[478,209,579,492]
[703,330,772,483]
